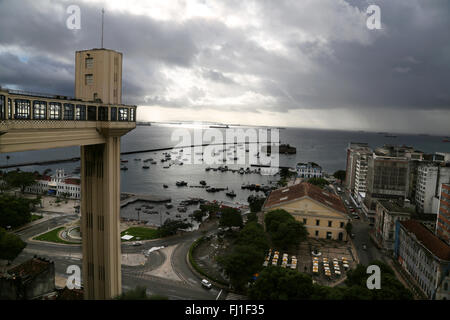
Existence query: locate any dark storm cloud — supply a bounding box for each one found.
[0,0,449,132]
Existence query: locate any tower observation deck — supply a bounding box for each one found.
[0,48,136,299]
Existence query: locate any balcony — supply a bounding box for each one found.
[0,89,137,152]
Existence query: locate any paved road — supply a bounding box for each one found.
[336,186,384,266]
[11,214,221,300]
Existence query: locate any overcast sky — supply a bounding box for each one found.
[1,0,449,134]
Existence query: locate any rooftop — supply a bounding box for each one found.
[400,220,450,261]
[7,257,53,281]
[378,200,416,214]
[264,182,346,214]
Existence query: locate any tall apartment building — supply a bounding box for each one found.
[363,150,410,224]
[345,142,372,196]
[75,48,123,104]
[395,219,450,299]
[437,183,450,244]
[415,163,450,214]
[353,152,369,198]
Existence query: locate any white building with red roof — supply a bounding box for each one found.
[26,169,80,199]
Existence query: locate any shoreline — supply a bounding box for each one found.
[0,141,274,169]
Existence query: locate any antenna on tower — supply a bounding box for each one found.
[101,8,105,48]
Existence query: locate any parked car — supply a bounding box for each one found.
[353,215,360,219]
[132,241,143,246]
[201,279,212,289]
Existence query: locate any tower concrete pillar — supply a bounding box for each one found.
[81,136,121,299]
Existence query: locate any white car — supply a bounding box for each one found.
[132,241,143,246]
[201,279,212,289]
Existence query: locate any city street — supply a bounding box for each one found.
[337,186,384,266]
[10,214,222,300]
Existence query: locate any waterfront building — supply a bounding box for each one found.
[296,162,322,178]
[353,152,369,198]
[363,147,411,224]
[415,163,450,214]
[263,182,350,241]
[437,183,450,244]
[344,142,371,196]
[394,219,450,299]
[25,169,80,199]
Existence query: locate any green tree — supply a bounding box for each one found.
[200,202,220,218]
[247,195,266,213]
[248,266,314,300]
[264,209,293,234]
[217,244,264,291]
[219,207,243,228]
[158,219,193,237]
[4,171,36,193]
[236,222,269,252]
[333,170,346,182]
[345,261,413,300]
[0,194,33,228]
[307,177,329,189]
[264,209,308,250]
[191,210,206,223]
[0,227,27,261]
[246,212,258,224]
[271,220,308,250]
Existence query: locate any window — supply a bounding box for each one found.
[63,103,74,120]
[326,232,332,239]
[85,74,93,85]
[303,218,307,224]
[33,101,47,119]
[85,57,93,68]
[0,95,4,119]
[110,107,117,121]
[328,221,332,227]
[98,106,108,121]
[316,219,320,226]
[49,102,62,120]
[118,108,128,121]
[14,99,31,119]
[75,105,86,120]
[340,222,344,228]
[87,106,97,121]
[315,230,319,236]
[130,108,135,122]
[8,98,12,119]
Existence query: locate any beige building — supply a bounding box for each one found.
[263,182,350,241]
[75,48,122,104]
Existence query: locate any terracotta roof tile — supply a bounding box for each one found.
[400,220,450,261]
[263,182,346,214]
[64,178,80,185]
